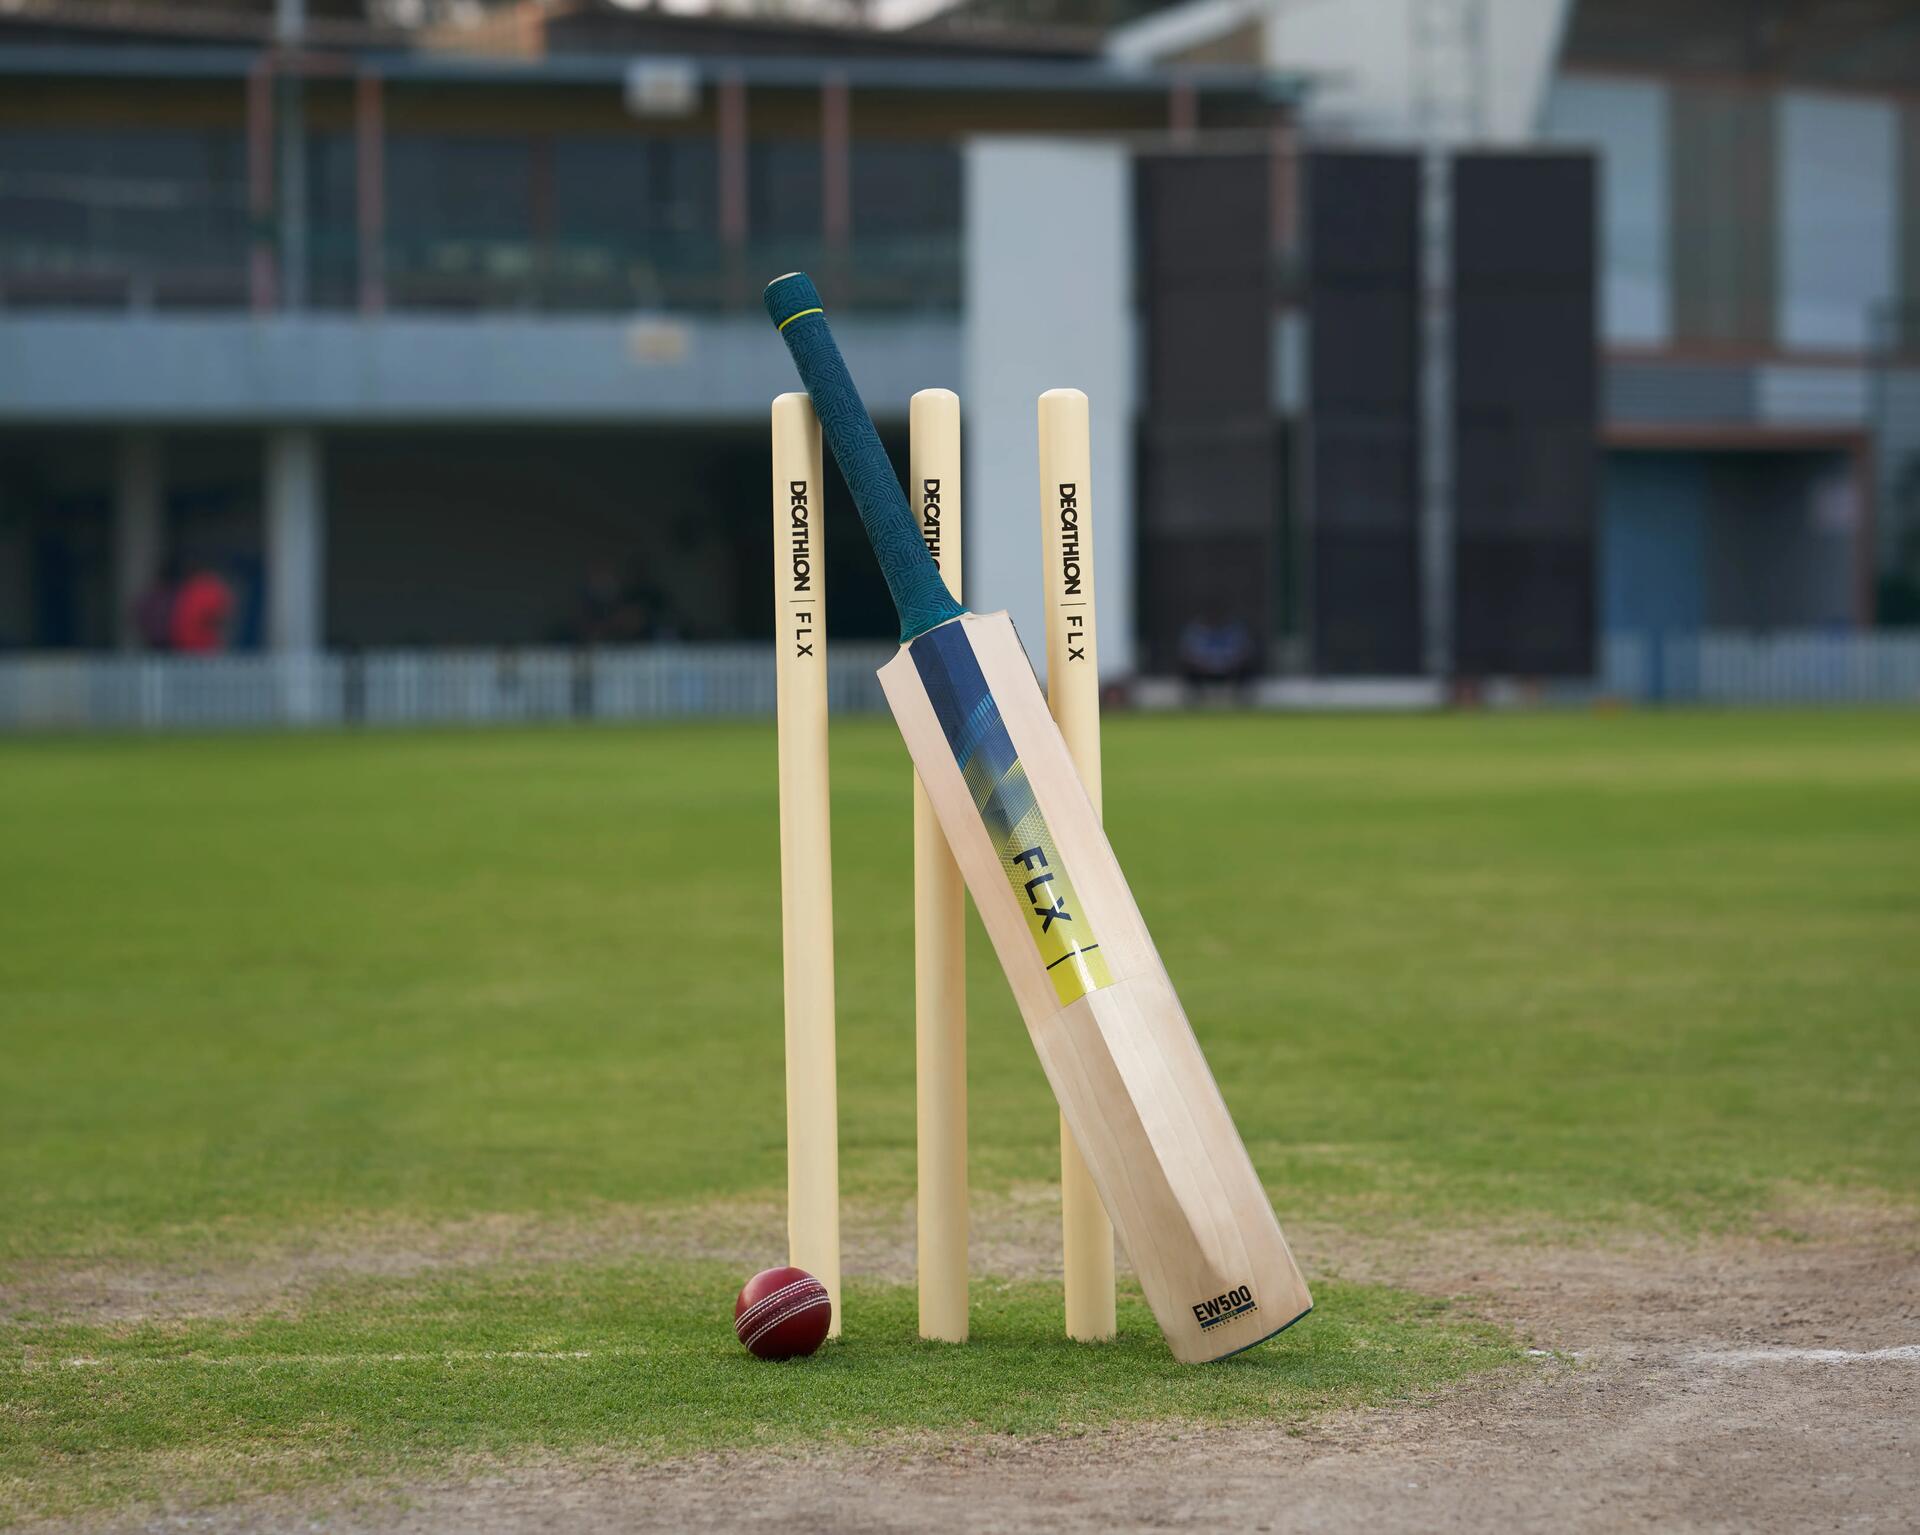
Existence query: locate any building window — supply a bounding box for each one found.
[380,134,721,311]
[850,141,962,310]
[552,137,719,310]
[1669,84,1775,349]
[0,128,248,307]
[747,137,823,283]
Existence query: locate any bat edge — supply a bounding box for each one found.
[1196,1300,1315,1364]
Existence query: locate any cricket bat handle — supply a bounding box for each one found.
[765,272,968,643]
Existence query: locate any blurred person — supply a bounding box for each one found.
[1178,612,1257,701]
[569,565,658,645]
[571,567,625,644]
[168,560,235,655]
[632,580,681,642]
[134,555,180,651]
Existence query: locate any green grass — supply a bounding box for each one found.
[4,711,1915,1246]
[2,1268,1512,1523]
[2,711,1916,1523]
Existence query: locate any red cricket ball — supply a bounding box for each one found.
[734,1265,833,1360]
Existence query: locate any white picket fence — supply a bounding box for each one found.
[0,645,896,732]
[1600,631,1920,705]
[2,632,1917,731]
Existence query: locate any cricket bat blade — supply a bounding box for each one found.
[879,613,1311,1362]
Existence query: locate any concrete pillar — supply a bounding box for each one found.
[963,139,1136,678]
[272,0,307,310]
[247,56,277,313]
[718,72,748,248]
[278,74,308,312]
[265,428,324,653]
[1419,149,1454,680]
[356,72,386,314]
[821,74,850,249]
[114,431,164,650]
[718,71,748,303]
[0,478,27,647]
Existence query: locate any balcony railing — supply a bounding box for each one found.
[0,127,965,316]
[0,225,963,315]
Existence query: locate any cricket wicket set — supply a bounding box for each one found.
[769,272,1308,1362]
[775,387,1113,1347]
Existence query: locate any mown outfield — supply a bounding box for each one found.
[3,711,1916,1525]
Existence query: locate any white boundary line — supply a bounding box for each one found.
[1691,1345,1920,1366]
[35,1341,1915,1373]
[45,1348,622,1370]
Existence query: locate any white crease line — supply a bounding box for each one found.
[48,1348,615,1370]
[1691,1344,1920,1366]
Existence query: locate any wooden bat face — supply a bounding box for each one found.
[906,616,1114,1007]
[882,612,1312,1363]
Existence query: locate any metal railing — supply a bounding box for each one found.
[4,632,1918,731]
[1601,631,1920,704]
[0,185,964,316]
[0,645,896,732]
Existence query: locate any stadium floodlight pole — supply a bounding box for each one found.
[1038,387,1117,1343]
[771,391,841,1337]
[911,387,969,1343]
[767,273,1311,1362]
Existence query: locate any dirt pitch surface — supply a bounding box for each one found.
[39,1208,1920,1535]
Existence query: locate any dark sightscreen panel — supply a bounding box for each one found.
[1137,152,1271,424]
[1139,534,1273,676]
[1454,538,1592,677]
[1138,421,1276,537]
[1311,290,1420,407]
[1452,152,1598,676]
[1135,152,1277,670]
[1454,292,1594,419]
[1315,532,1422,677]
[1304,151,1421,675]
[1144,287,1270,416]
[1136,153,1270,290]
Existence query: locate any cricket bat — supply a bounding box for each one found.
[766,273,1310,1363]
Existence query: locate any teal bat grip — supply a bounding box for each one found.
[765,272,967,644]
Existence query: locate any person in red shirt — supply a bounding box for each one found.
[168,564,235,655]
